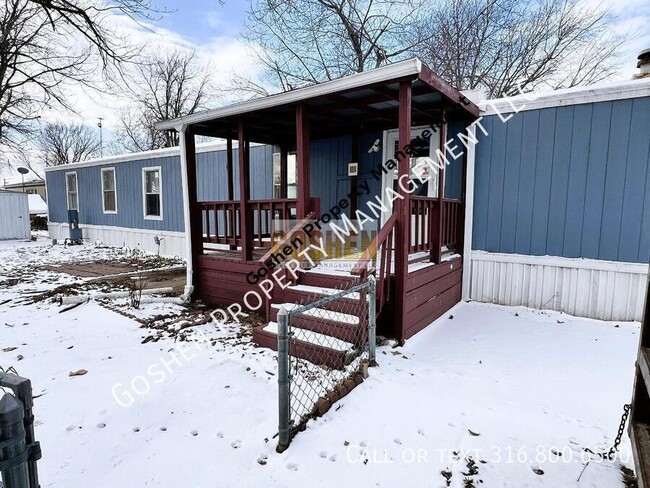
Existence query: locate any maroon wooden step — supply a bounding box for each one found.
[298,271,360,289]
[270,304,362,344]
[278,285,366,315]
[252,323,361,370]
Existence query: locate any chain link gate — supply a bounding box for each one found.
[277,277,376,451]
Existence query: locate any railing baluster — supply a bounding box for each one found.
[203,206,209,247]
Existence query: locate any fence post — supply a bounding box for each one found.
[277,307,291,452]
[368,276,377,367]
[0,393,30,488]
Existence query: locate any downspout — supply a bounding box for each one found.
[461,125,476,300]
[177,124,194,301]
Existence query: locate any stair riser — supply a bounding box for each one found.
[252,326,351,370]
[298,272,360,288]
[279,289,366,316]
[270,307,364,344]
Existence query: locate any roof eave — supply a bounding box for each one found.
[155,58,424,132]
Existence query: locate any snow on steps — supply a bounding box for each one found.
[280,283,369,316]
[252,319,361,370]
[270,303,360,343]
[252,269,367,369]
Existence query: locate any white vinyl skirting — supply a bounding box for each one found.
[469,251,648,322]
[48,222,186,258]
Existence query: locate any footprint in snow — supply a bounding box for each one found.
[257,454,269,465]
[216,431,224,438]
[286,463,298,471]
[190,430,199,436]
[329,455,336,462]
[159,426,167,432]
[319,451,327,459]
[132,427,140,433]
[97,423,106,429]
[417,429,425,436]
[394,439,402,445]
[231,440,242,449]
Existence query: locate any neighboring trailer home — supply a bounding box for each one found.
[45,58,650,342]
[45,143,275,256]
[0,190,30,240]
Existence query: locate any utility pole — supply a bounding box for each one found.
[98,117,104,157]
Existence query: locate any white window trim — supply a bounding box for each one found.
[142,166,163,221]
[65,171,79,211]
[101,167,118,214]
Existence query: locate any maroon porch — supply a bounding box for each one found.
[158,58,479,343]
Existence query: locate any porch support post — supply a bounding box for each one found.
[432,109,446,263]
[226,137,236,250]
[296,104,311,219]
[226,137,234,201]
[461,124,477,300]
[394,80,412,343]
[280,144,288,199]
[238,119,252,262]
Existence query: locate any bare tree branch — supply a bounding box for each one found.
[39,120,100,166]
[0,0,163,149]
[412,0,628,98]
[115,48,215,152]
[237,0,427,95]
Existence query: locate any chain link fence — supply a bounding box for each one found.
[277,277,376,451]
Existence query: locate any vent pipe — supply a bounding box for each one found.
[634,48,650,79]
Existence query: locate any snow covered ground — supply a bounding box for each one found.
[0,238,640,487]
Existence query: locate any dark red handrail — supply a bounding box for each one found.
[351,212,398,316]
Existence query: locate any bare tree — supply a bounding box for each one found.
[39,121,100,166]
[0,0,162,148]
[116,49,213,152]
[412,0,627,98]
[239,0,427,96]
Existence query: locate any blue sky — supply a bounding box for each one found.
[156,0,246,43]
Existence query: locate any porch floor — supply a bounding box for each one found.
[200,247,461,275]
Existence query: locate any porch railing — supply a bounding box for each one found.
[351,212,397,315]
[409,196,437,254]
[409,197,463,254]
[199,198,298,249]
[441,198,462,251]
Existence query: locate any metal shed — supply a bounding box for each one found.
[0,190,30,240]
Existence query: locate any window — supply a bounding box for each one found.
[66,172,78,211]
[101,168,117,213]
[142,167,162,219]
[272,152,297,198]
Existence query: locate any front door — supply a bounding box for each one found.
[381,126,441,225]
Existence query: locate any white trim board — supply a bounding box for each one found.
[469,251,648,321]
[48,222,185,237]
[43,141,263,172]
[481,78,650,116]
[156,58,424,131]
[471,251,648,274]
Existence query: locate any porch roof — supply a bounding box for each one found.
[155,58,479,144]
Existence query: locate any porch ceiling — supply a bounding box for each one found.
[155,58,479,144]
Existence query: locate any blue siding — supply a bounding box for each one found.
[309,132,383,228]
[47,156,185,232]
[445,119,465,200]
[473,96,650,264]
[46,147,274,233]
